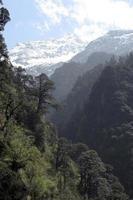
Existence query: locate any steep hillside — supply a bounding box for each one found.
[51,52,112,101]
[52,64,105,134]
[62,53,133,197]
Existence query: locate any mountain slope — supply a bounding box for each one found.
[51,30,133,102]
[72,30,133,63]
[51,52,112,101]
[62,53,133,197]
[51,64,105,134]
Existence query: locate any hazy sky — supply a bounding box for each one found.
[3,0,133,49]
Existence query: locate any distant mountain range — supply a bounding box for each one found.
[9,30,133,77]
[9,29,133,104]
[9,34,87,76]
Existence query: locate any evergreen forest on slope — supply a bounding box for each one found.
[0,1,133,200]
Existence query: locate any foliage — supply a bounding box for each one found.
[0,2,130,200]
[61,53,133,198]
[78,150,128,200]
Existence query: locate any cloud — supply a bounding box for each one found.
[74,24,107,42]
[34,21,50,34]
[35,0,69,24]
[34,0,133,40]
[71,0,133,29]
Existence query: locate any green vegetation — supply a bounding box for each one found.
[0,1,130,200]
[60,52,133,198]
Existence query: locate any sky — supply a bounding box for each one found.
[3,0,133,49]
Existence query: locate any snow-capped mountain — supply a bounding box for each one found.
[9,34,87,76]
[10,30,133,77]
[72,30,133,63]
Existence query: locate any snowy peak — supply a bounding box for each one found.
[9,34,87,76]
[9,30,133,77]
[72,30,133,63]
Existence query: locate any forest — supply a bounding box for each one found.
[0,1,133,200]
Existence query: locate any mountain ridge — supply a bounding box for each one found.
[9,30,133,77]
[72,30,133,63]
[9,34,87,76]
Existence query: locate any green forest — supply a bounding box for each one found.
[1,1,133,200]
